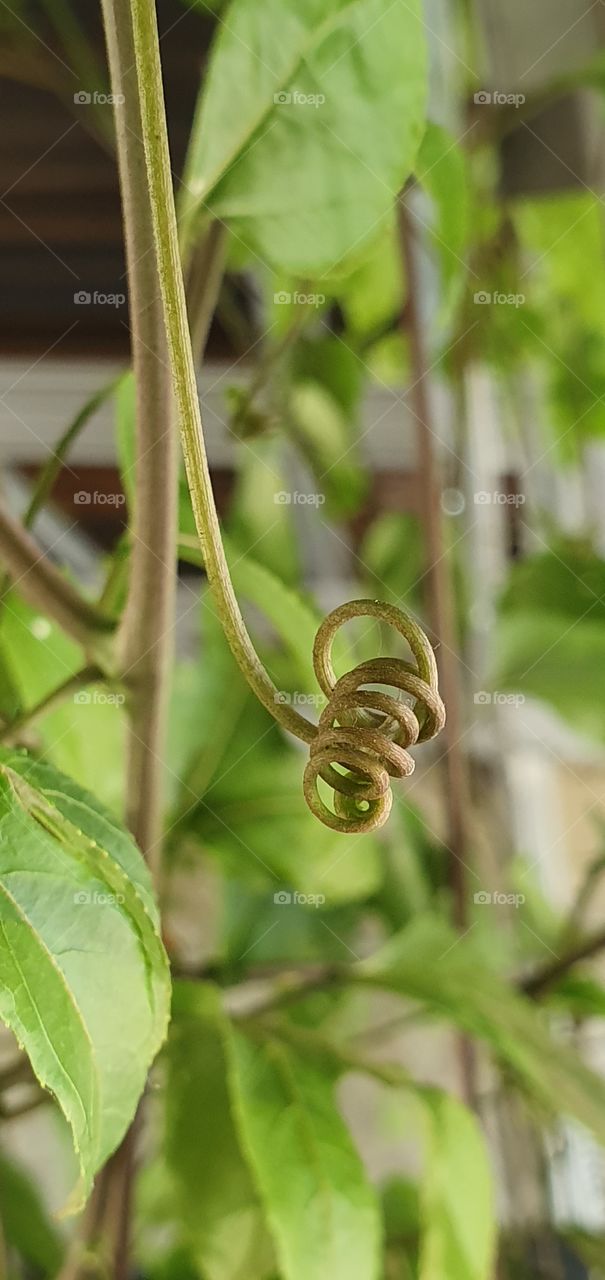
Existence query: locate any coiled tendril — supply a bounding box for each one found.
[303,600,446,834]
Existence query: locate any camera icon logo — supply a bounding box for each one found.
[74,91,92,105]
[74,291,91,305]
[474,91,491,105]
[74,491,91,505]
[274,890,292,905]
[74,891,90,904]
[274,291,292,304]
[474,491,492,505]
[273,91,292,105]
[74,690,92,705]
[473,891,492,904]
[274,491,291,504]
[474,291,491,305]
[474,691,492,705]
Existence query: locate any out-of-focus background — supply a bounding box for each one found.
[4,1,605,1277]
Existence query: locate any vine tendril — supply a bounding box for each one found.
[303,600,445,833]
[130,1,445,839]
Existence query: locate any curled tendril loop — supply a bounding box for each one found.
[303,600,446,834]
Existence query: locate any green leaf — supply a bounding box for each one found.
[289,381,367,515]
[227,439,301,585]
[178,535,321,694]
[182,0,427,273]
[340,220,402,339]
[165,985,275,1280]
[418,1090,495,1280]
[491,542,605,741]
[358,915,605,1146]
[0,1151,64,1275]
[416,123,470,300]
[227,1025,382,1280]
[195,744,381,903]
[0,596,126,813]
[0,750,170,1211]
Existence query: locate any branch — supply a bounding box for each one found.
[399,199,476,1103]
[0,502,114,652]
[101,0,177,875]
[522,926,605,998]
[186,220,228,362]
[0,665,105,743]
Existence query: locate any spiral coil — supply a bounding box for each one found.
[303,600,446,834]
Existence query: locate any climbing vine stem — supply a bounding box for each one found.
[130,0,445,835]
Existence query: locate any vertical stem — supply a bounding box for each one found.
[399,200,476,1101]
[101,0,177,876]
[64,5,178,1278]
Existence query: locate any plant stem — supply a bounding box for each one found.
[186,220,228,362]
[399,200,476,1104]
[101,0,177,874]
[0,502,114,652]
[76,3,178,1277]
[129,0,315,748]
[0,665,104,742]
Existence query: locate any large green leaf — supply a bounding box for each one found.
[358,915,605,1145]
[418,1090,494,1280]
[181,0,427,272]
[165,985,275,1280]
[227,1025,382,1280]
[0,750,170,1211]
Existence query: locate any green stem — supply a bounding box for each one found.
[129,0,314,748]
[0,502,114,654]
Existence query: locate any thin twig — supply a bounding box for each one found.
[0,665,105,743]
[522,925,605,997]
[399,198,476,1103]
[0,502,114,652]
